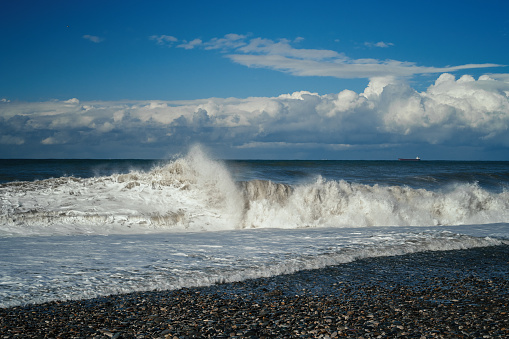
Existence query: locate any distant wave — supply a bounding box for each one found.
[1,146,509,236]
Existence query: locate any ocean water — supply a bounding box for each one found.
[1,146,508,308]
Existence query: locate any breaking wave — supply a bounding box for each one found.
[1,146,509,236]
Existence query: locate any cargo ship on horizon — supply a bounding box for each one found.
[398,157,421,161]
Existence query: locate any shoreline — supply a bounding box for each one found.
[1,245,508,338]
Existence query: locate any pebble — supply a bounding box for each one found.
[1,245,508,338]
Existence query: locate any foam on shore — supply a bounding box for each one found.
[1,245,508,338]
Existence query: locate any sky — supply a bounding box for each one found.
[1,0,509,160]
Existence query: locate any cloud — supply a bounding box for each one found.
[177,39,203,50]
[151,33,503,80]
[0,135,24,145]
[83,35,104,43]
[365,41,394,48]
[237,38,342,60]
[1,73,508,158]
[203,33,247,50]
[41,135,64,145]
[149,35,178,46]
[64,98,79,104]
[228,53,500,79]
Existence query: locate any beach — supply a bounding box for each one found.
[1,245,508,338]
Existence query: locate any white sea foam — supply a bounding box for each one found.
[2,150,508,308]
[0,146,243,236]
[242,177,509,229]
[0,226,507,308]
[1,146,509,237]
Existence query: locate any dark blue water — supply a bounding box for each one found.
[227,160,509,191]
[1,159,509,192]
[0,159,160,184]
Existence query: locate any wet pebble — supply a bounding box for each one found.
[1,245,508,338]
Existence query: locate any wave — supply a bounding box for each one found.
[1,230,507,308]
[1,146,509,236]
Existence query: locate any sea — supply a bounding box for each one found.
[1,145,508,308]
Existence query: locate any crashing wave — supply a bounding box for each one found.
[1,146,509,236]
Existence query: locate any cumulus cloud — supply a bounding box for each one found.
[1,74,508,158]
[83,35,104,43]
[150,33,503,79]
[64,98,79,104]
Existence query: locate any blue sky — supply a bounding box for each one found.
[1,0,509,159]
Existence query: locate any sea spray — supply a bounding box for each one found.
[1,148,509,236]
[239,176,509,229]
[0,145,246,235]
[1,155,508,308]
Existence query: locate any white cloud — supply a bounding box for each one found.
[1,73,508,158]
[278,91,319,100]
[149,35,178,46]
[236,141,353,150]
[41,133,70,145]
[237,38,342,60]
[64,98,80,104]
[83,35,104,43]
[365,41,394,48]
[151,33,503,80]
[228,53,500,79]
[41,136,57,145]
[204,33,247,50]
[177,39,203,50]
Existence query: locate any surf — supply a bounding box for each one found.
[1,146,508,237]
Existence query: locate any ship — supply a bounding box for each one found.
[398,156,421,161]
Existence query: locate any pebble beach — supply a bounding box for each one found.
[1,245,508,338]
